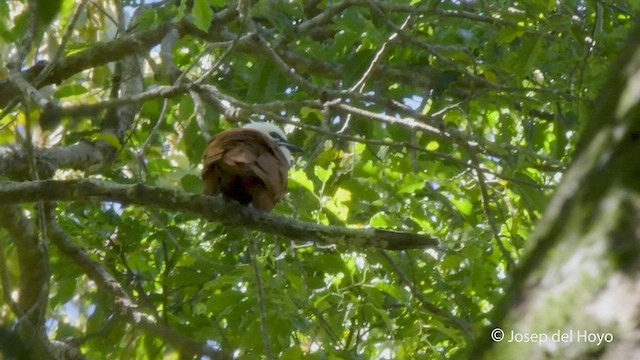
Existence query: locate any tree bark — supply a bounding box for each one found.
[473,23,640,360]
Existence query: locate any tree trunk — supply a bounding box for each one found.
[474,24,640,360]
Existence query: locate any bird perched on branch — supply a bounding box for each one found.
[201,122,301,212]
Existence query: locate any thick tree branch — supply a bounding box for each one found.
[0,141,113,179]
[0,206,49,327]
[0,21,181,107]
[0,180,438,250]
[0,206,60,360]
[100,2,150,143]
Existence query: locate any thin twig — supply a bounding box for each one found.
[20,97,52,333]
[139,98,170,158]
[33,0,90,86]
[7,0,38,70]
[0,99,20,127]
[0,238,21,314]
[377,250,472,338]
[349,1,413,93]
[249,237,273,360]
[467,144,515,268]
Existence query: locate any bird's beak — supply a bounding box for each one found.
[280,141,303,153]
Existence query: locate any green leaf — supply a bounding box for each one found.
[426,140,440,151]
[374,281,408,302]
[192,0,213,32]
[246,58,286,102]
[515,36,543,77]
[451,197,473,216]
[290,169,315,193]
[314,165,332,183]
[370,212,389,227]
[334,187,351,203]
[180,174,202,193]
[51,277,77,305]
[91,133,121,149]
[325,188,351,222]
[496,28,525,44]
[184,118,207,166]
[0,2,14,43]
[343,49,375,87]
[133,7,158,30]
[35,0,63,26]
[281,346,303,360]
[54,84,88,98]
[398,174,424,194]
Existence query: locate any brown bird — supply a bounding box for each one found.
[201,122,300,212]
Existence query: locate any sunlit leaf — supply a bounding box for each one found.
[370,212,389,227]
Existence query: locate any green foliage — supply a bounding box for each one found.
[34,0,64,26]
[192,0,213,32]
[0,0,636,358]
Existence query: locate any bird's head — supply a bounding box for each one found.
[242,122,301,163]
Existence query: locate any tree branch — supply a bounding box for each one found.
[248,238,273,359]
[0,180,438,250]
[0,206,49,327]
[0,205,58,360]
[0,141,113,179]
[0,21,181,107]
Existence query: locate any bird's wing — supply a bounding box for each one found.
[202,129,249,168]
[201,129,255,195]
[252,148,289,201]
[202,128,289,199]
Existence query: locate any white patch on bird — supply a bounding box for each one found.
[243,122,293,163]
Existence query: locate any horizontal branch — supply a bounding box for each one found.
[0,21,180,107]
[0,141,113,179]
[0,180,438,250]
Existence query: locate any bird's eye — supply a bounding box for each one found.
[269,131,284,142]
